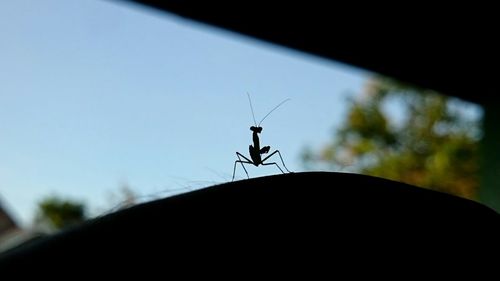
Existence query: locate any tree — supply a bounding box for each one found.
[35,195,87,231]
[302,76,482,200]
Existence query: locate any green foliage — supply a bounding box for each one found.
[303,77,482,200]
[35,196,87,230]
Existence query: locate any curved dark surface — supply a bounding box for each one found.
[1,172,499,272]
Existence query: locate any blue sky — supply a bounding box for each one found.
[0,0,370,226]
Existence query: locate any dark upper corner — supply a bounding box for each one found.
[126,1,498,105]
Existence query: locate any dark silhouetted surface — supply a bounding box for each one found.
[1,172,499,273]
[126,1,498,105]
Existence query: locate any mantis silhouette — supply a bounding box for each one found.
[232,93,292,181]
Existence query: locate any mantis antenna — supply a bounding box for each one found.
[247,92,257,127]
[232,93,292,181]
[258,98,291,126]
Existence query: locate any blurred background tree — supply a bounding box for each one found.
[34,196,87,232]
[32,184,139,233]
[302,76,482,200]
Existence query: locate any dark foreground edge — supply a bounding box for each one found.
[1,172,499,272]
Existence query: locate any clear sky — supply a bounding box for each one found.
[0,0,370,226]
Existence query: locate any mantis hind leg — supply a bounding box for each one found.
[261,162,285,174]
[232,152,253,181]
[261,150,292,173]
